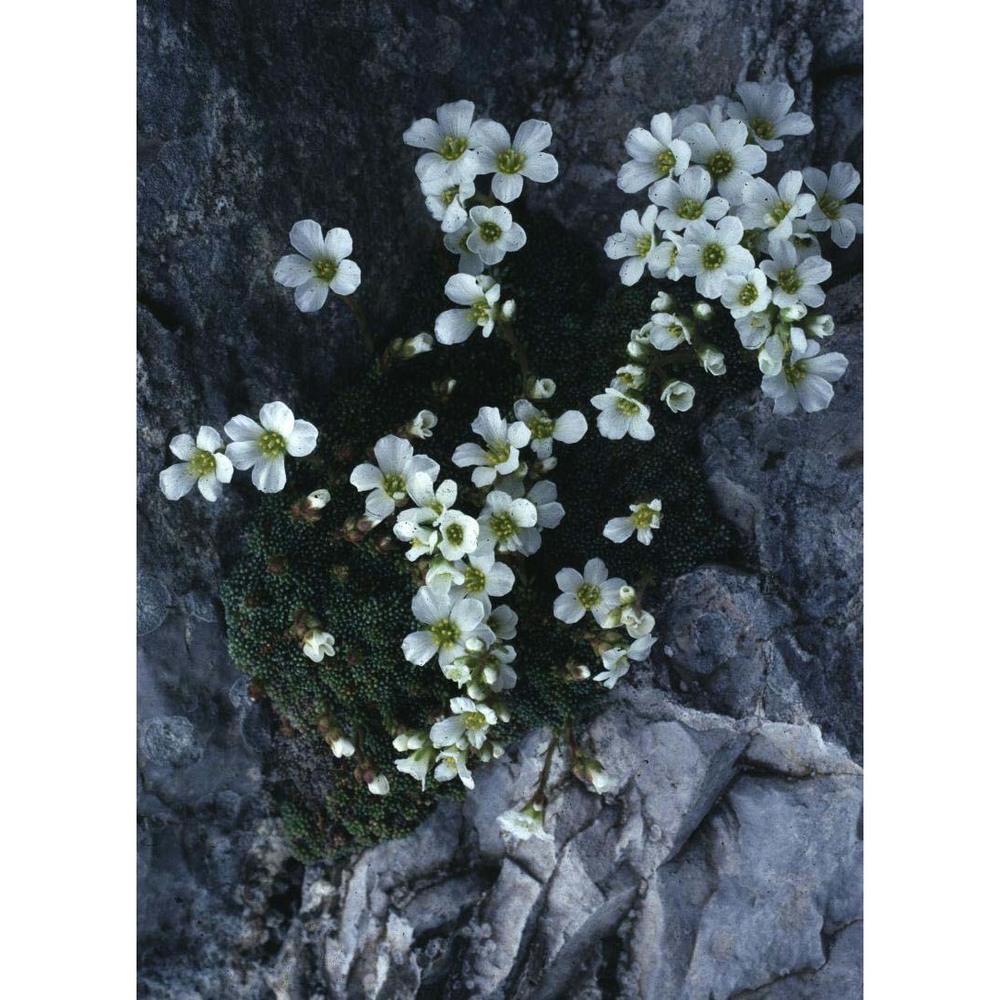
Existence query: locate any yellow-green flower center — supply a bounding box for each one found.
[497,148,526,175]
[463,567,486,593]
[445,522,466,546]
[616,395,641,416]
[770,200,791,223]
[635,234,653,258]
[486,443,511,467]
[738,282,758,306]
[463,710,489,731]
[750,117,774,140]
[490,512,517,540]
[439,135,468,161]
[189,449,217,477]
[784,359,808,386]
[577,583,601,608]
[469,300,492,324]
[478,220,503,243]
[441,185,460,206]
[529,415,554,440]
[707,150,735,179]
[818,193,842,219]
[312,259,339,282]
[656,148,677,175]
[701,243,725,270]
[676,197,704,221]
[258,431,286,459]
[431,619,461,646]
[633,505,655,528]
[777,267,802,295]
[382,472,407,499]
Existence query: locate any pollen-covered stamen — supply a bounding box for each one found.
[478,221,503,243]
[439,135,468,160]
[463,567,486,593]
[497,148,527,175]
[463,710,489,731]
[701,243,726,270]
[707,150,735,179]
[656,149,677,175]
[528,415,555,440]
[490,512,517,540]
[777,267,802,295]
[635,234,653,258]
[818,193,842,219]
[445,523,466,546]
[769,200,791,223]
[676,198,704,221]
[312,259,339,283]
[784,358,808,386]
[616,396,641,416]
[738,283,758,307]
[382,472,407,499]
[189,449,217,477]
[577,583,601,609]
[469,300,493,324]
[431,619,461,647]
[441,185,460,206]
[750,116,774,140]
[632,505,655,528]
[258,431,286,459]
[486,443,511,467]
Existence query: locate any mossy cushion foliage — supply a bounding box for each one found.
[221,214,757,861]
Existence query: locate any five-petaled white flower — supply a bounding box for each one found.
[721,268,772,319]
[159,425,234,502]
[498,802,554,842]
[350,435,440,523]
[402,581,493,667]
[737,170,815,242]
[802,163,864,248]
[420,174,476,233]
[471,118,559,203]
[451,549,516,605]
[466,205,527,266]
[617,112,692,193]
[273,220,361,312]
[224,402,318,494]
[681,118,767,205]
[434,745,475,789]
[760,239,832,308]
[404,99,481,184]
[436,509,480,561]
[761,339,849,415]
[594,635,656,689]
[650,165,730,231]
[435,274,502,344]
[647,312,693,352]
[452,406,531,487]
[512,399,588,459]
[553,558,627,628]
[591,388,655,441]
[430,696,499,750]
[604,205,676,286]
[603,499,662,545]
[476,491,538,554]
[726,81,814,152]
[661,380,696,413]
[302,629,336,663]
[676,217,754,299]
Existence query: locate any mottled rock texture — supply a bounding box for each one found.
[138,0,862,995]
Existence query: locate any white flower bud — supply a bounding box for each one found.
[538,456,558,473]
[307,489,331,509]
[780,303,808,322]
[626,340,647,360]
[330,734,355,758]
[527,376,556,400]
[618,584,636,606]
[406,409,438,439]
[403,333,434,356]
[367,775,390,795]
[806,313,834,338]
[692,301,714,320]
[698,345,726,376]
[661,380,695,413]
[651,291,674,313]
[501,299,517,321]
[303,629,336,662]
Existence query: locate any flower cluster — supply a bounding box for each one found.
[596,82,860,435]
[159,401,318,501]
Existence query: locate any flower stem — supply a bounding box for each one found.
[338,294,376,357]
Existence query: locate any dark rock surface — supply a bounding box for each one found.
[138,0,862,995]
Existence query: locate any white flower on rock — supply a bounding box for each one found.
[661,380,695,413]
[273,220,361,312]
[736,311,774,350]
[617,112,692,193]
[466,205,527,266]
[394,744,435,791]
[302,629,336,663]
[349,435,440,523]
[159,425,234,502]
[452,406,531,487]
[802,163,864,248]
[594,634,656,689]
[498,801,554,842]
[430,696,499,750]
[476,491,538,554]
[434,745,475,789]
[554,558,626,628]
[603,499,662,545]
[737,171,815,242]
[435,274,502,344]
[402,581,493,667]
[760,239,832,309]
[649,166,729,231]
[512,399,588,459]
[681,119,767,205]
[726,81,814,152]
[224,402,319,494]
[404,99,480,184]
[471,118,559,203]
[420,174,476,233]
[676,217,754,299]
[721,268,772,319]
[604,205,664,286]
[590,388,655,441]
[761,339,849,415]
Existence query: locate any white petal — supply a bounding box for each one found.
[435,309,476,345]
[213,453,234,483]
[603,517,635,543]
[252,455,287,493]
[452,598,486,633]
[374,434,413,474]
[403,117,445,150]
[159,463,197,500]
[402,630,438,666]
[514,119,552,155]
[366,489,396,521]
[624,127,662,161]
[469,119,510,153]
[323,227,352,260]
[225,440,262,470]
[437,99,475,138]
[286,420,318,457]
[294,279,330,312]
[797,374,835,413]
[258,401,295,437]
[289,220,325,259]
[492,172,524,203]
[224,414,263,442]
[330,259,361,296]
[350,463,383,491]
[556,567,583,592]
[169,433,196,461]
[197,475,224,502]
[617,160,662,193]
[273,254,313,287]
[554,592,585,623]
[195,426,223,452]
[619,256,646,287]
[452,442,490,468]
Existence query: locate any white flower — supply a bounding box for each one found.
[698,345,727,376]
[802,163,864,248]
[406,409,438,439]
[647,312,693,352]
[420,174,476,233]
[673,96,730,134]
[452,406,531,487]
[721,268,772,319]
[736,311,774,350]
[649,165,729,231]
[681,119,767,205]
[443,220,485,276]
[727,81,813,152]
[760,239,832,309]
[805,314,835,338]
[394,746,435,791]
[590,388,655,441]
[604,205,663,286]
[651,291,674,313]
[434,745,475,789]
[612,364,648,393]
[603,499,662,545]
[430,696,499,750]
[758,333,787,376]
[466,205,527,266]
[402,333,434,357]
[435,274,502,345]
[737,171,815,242]
[329,734,355,758]
[512,399,588,459]
[676,217,755,299]
[302,629,336,663]
[436,509,480,561]
[367,775,390,796]
[471,118,559,203]
[452,550,516,604]
[497,802,554,842]
[159,425,234,502]
[617,112,692,192]
[527,376,556,400]
[518,480,566,556]
[394,520,438,562]
[594,635,656,689]
[402,581,492,667]
[224,402,319,494]
[396,473,458,528]
[554,558,626,627]
[661,380,695,413]
[477,491,538,554]
[621,606,656,639]
[404,99,480,184]
[349,434,440,522]
[273,220,361,312]
[761,339,849,415]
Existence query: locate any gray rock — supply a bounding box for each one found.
[138,715,202,767]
